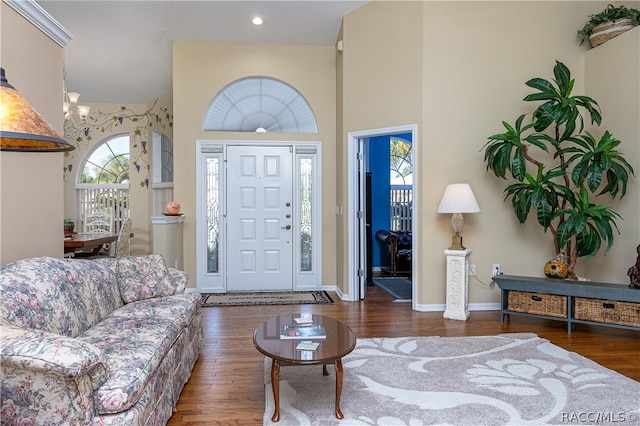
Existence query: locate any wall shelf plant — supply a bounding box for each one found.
[577,4,640,48]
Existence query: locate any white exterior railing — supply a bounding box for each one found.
[75,184,129,232]
[390,185,412,231]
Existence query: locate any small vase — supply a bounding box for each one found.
[166,201,181,214]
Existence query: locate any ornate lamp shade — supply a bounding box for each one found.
[437,183,481,250]
[0,68,74,152]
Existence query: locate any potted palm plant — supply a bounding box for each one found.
[577,4,640,47]
[482,61,635,280]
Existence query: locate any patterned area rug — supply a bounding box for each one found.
[372,277,412,301]
[263,333,640,425]
[201,290,333,307]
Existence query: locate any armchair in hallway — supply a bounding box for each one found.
[375,230,412,276]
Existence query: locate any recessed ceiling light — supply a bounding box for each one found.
[252,17,263,26]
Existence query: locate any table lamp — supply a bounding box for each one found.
[437,183,480,250]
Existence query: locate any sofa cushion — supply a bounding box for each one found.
[0,257,123,337]
[169,268,188,294]
[109,292,202,329]
[117,255,176,303]
[79,292,201,414]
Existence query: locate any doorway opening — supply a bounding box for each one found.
[367,134,412,281]
[347,125,419,307]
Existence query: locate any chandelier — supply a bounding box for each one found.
[63,90,91,130]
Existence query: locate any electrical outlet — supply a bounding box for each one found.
[468,264,476,276]
[493,264,501,276]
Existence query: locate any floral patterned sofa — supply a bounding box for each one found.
[0,255,204,425]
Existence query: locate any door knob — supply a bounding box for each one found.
[282,225,291,230]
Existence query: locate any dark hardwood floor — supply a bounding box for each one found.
[167,286,640,425]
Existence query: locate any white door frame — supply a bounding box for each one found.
[346,125,419,308]
[357,138,367,300]
[195,140,322,292]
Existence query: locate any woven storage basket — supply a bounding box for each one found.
[575,297,640,327]
[507,291,567,318]
[589,18,636,47]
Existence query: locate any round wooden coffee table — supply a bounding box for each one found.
[253,314,356,422]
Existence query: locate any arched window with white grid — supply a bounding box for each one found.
[76,134,130,233]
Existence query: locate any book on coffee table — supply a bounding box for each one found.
[280,324,326,339]
[296,340,320,350]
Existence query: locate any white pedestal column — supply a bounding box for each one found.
[443,249,472,321]
[151,216,185,270]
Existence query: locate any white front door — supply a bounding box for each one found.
[226,146,294,291]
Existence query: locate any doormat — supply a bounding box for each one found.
[201,290,334,307]
[372,277,412,301]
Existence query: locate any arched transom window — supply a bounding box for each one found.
[203,77,318,133]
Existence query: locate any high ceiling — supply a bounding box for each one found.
[37,1,369,104]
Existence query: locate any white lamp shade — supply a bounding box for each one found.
[67,92,80,104]
[437,183,481,214]
[77,105,91,119]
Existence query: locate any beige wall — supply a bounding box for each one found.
[584,26,640,283]
[421,1,596,303]
[1,3,65,265]
[172,41,337,286]
[339,1,639,306]
[339,1,425,295]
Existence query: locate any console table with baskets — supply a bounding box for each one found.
[493,275,640,333]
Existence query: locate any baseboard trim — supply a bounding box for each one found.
[469,302,501,311]
[414,302,500,313]
[233,285,501,311]
[413,303,446,312]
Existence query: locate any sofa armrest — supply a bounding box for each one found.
[1,323,107,380]
[169,268,189,294]
[1,323,108,423]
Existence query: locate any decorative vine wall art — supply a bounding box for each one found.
[63,99,173,188]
